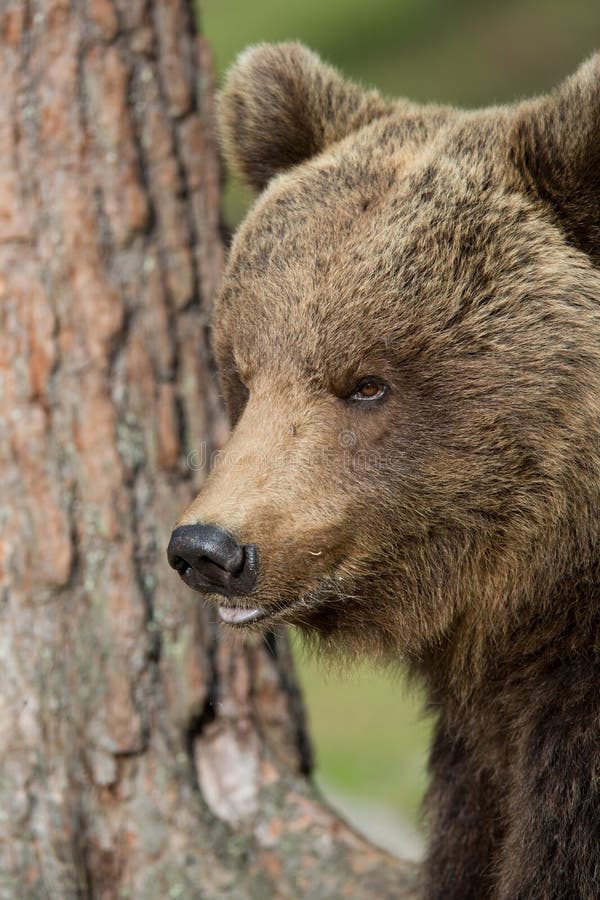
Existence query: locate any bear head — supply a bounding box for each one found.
[169,44,600,665]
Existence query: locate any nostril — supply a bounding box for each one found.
[171,555,191,577]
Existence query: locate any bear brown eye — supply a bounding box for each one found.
[348,377,389,403]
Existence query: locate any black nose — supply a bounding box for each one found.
[167,523,258,597]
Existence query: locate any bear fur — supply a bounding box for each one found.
[176,45,600,899]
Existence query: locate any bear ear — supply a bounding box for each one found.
[512,54,600,262]
[218,42,390,192]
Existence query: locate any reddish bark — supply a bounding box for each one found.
[0,2,417,896]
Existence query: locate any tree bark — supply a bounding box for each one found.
[0,2,418,897]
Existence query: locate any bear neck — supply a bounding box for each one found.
[416,559,600,714]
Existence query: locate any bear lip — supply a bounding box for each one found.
[218,605,266,625]
[217,589,332,628]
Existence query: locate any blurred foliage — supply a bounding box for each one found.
[196,0,600,833]
[293,637,432,828]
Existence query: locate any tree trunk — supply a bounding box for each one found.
[0,2,418,897]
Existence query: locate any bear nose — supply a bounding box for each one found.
[167,523,258,597]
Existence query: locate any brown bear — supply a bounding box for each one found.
[167,44,600,899]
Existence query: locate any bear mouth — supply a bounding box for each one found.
[214,566,348,629]
[217,591,329,629]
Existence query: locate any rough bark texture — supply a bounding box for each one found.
[0,2,418,897]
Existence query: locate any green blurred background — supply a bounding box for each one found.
[195,0,600,850]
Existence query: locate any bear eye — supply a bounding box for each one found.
[348,377,389,403]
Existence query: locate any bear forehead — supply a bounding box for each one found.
[219,134,566,376]
[227,138,508,280]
